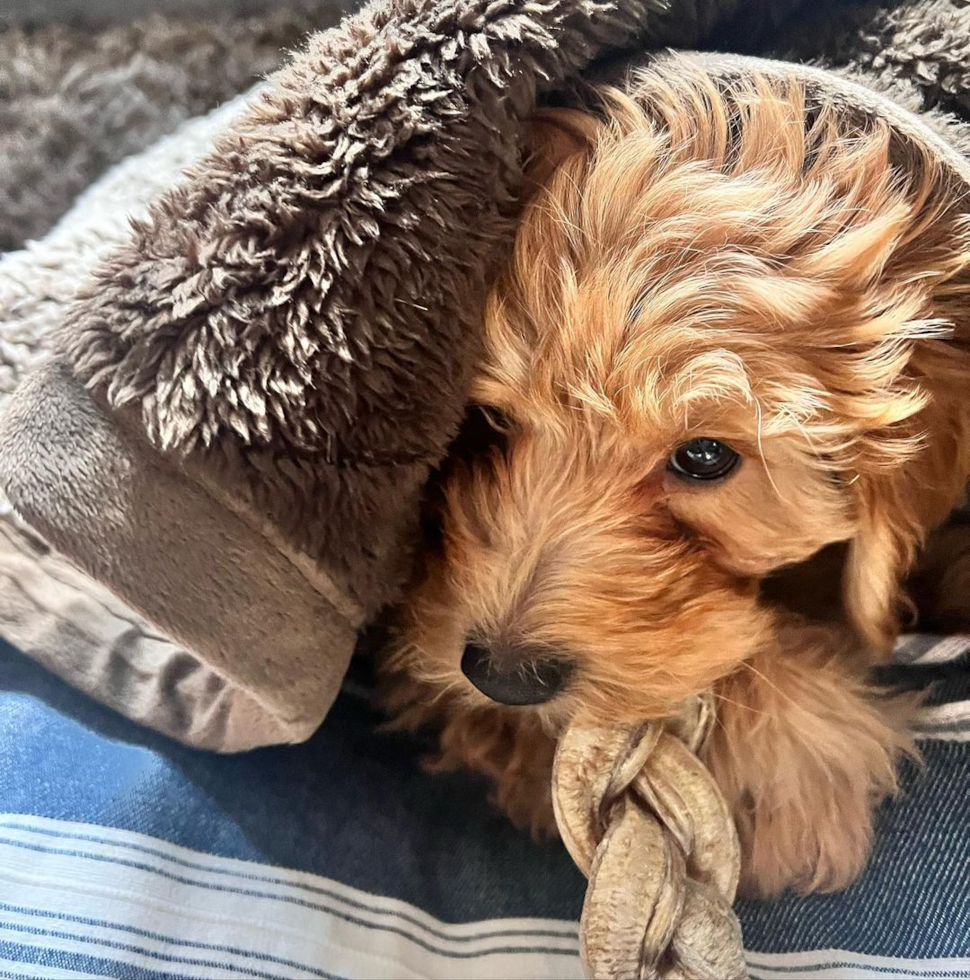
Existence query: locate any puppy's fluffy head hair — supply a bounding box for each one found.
[394,62,970,726]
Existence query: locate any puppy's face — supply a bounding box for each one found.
[396,69,970,726]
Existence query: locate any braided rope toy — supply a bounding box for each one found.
[552,697,748,980]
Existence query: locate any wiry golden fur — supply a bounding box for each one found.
[380,63,970,896]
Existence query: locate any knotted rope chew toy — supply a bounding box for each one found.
[552,697,748,980]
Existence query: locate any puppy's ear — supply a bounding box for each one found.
[843,478,922,657]
[844,395,970,657]
[521,108,599,195]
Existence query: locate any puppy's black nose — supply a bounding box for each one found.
[460,642,573,706]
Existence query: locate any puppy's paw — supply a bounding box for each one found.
[418,704,559,840]
[731,694,916,897]
[734,744,890,898]
[707,625,918,898]
[376,658,559,837]
[491,765,559,840]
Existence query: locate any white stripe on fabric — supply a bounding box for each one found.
[0,956,95,980]
[914,701,970,741]
[0,919,265,980]
[894,635,970,666]
[0,816,579,945]
[748,949,970,979]
[2,817,969,980]
[0,816,583,980]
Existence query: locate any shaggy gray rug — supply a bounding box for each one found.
[0,3,353,252]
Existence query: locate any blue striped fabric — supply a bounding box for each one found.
[0,637,968,979]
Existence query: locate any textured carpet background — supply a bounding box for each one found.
[0,0,307,28]
[0,2,354,253]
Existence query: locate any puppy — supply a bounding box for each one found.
[381,63,970,897]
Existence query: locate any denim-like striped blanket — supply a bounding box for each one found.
[0,637,967,980]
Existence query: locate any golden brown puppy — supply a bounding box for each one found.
[381,63,970,898]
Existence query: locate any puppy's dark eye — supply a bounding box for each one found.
[448,404,513,463]
[477,405,512,433]
[668,438,740,481]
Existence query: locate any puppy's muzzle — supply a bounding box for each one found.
[460,641,573,706]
